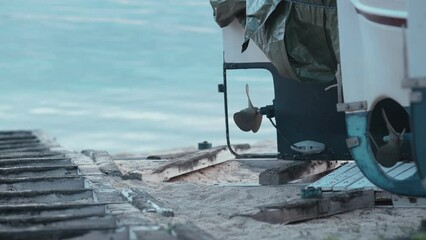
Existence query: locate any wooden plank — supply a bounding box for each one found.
[173,223,215,240]
[289,168,339,184]
[339,163,407,192]
[347,179,375,190]
[336,162,410,191]
[135,230,177,240]
[374,191,394,206]
[345,162,404,191]
[259,161,343,186]
[143,146,233,182]
[311,163,360,191]
[113,144,249,161]
[308,162,356,190]
[146,151,196,160]
[384,162,415,181]
[311,162,410,192]
[121,188,174,217]
[332,172,365,191]
[392,195,426,207]
[393,164,416,180]
[217,183,261,187]
[81,150,122,177]
[231,190,374,224]
[259,161,308,185]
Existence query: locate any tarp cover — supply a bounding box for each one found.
[210,0,339,84]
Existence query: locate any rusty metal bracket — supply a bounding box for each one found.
[337,101,368,112]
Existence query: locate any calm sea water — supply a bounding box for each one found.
[0,0,275,153]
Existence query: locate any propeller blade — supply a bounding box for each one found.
[382,109,398,140]
[376,109,403,167]
[233,109,256,132]
[251,112,263,133]
[376,144,400,168]
[233,84,263,132]
[246,84,254,109]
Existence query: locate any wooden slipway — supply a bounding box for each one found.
[307,161,426,207]
[114,144,253,183]
[233,161,425,225]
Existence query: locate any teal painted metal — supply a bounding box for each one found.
[346,112,426,197]
[301,187,323,199]
[411,89,426,180]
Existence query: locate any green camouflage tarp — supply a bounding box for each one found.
[210,0,339,84]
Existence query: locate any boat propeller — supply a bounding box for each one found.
[233,84,327,155]
[376,109,405,167]
[233,84,263,133]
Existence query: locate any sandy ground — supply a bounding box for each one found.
[114,147,426,240]
[136,182,426,240]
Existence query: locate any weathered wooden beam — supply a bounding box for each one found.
[146,144,249,161]
[135,230,177,240]
[0,146,50,154]
[144,146,234,182]
[153,146,226,173]
[0,216,118,239]
[146,151,198,160]
[81,150,123,177]
[121,188,174,217]
[112,150,197,161]
[232,189,374,224]
[113,144,249,161]
[173,223,215,240]
[0,152,64,160]
[259,161,342,185]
